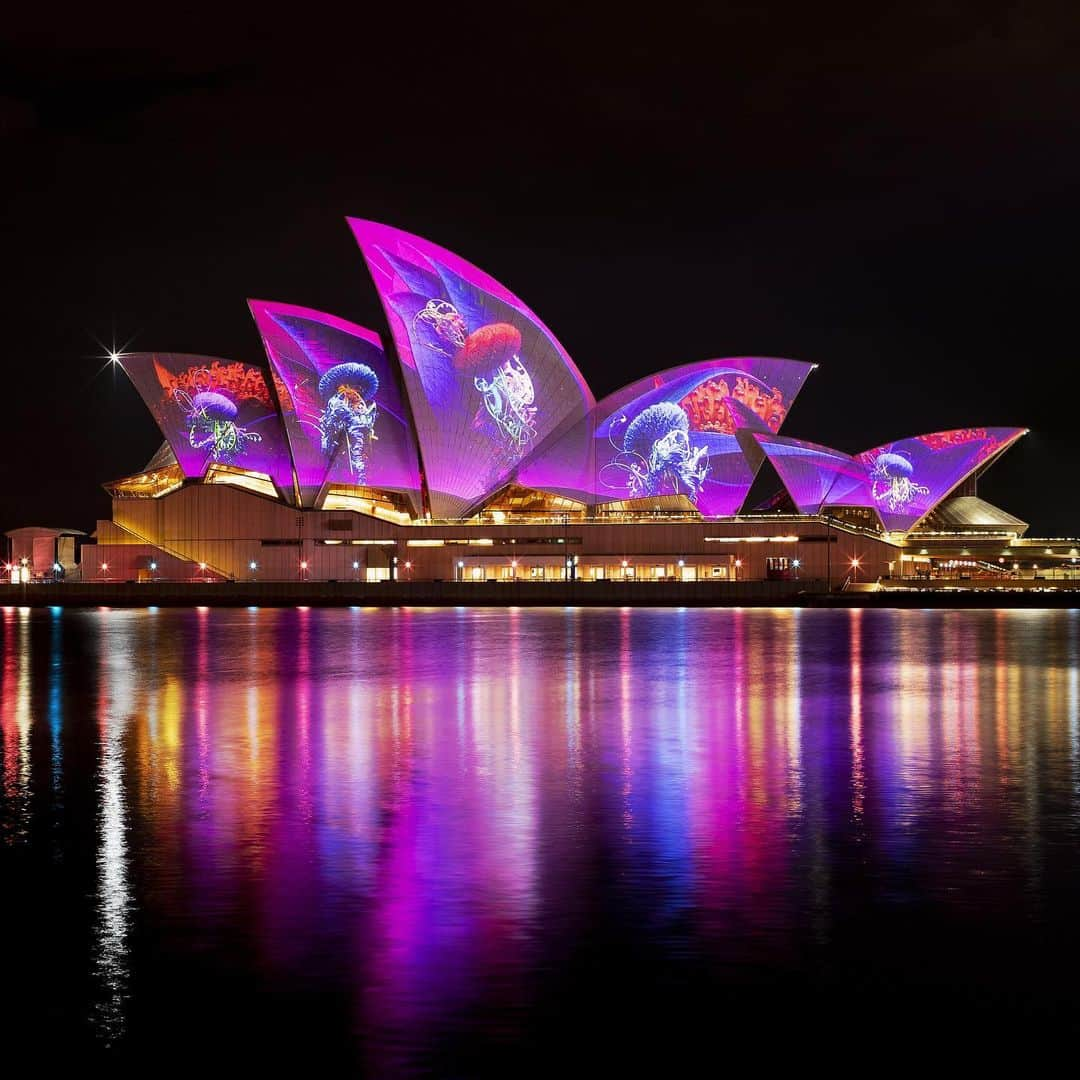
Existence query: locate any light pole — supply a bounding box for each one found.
[299,559,309,581]
[734,558,741,582]
[850,556,860,584]
[792,557,800,581]
[249,560,258,581]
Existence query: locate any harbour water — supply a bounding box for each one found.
[2,606,1079,1071]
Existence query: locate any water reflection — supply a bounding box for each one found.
[2,606,1080,1067]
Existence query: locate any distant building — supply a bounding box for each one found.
[5,526,86,580]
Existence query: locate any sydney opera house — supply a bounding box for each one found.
[70,220,1052,587]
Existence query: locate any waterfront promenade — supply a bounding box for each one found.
[7,578,1080,608]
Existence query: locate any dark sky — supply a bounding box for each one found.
[3,3,1079,534]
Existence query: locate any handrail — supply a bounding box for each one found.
[104,519,232,581]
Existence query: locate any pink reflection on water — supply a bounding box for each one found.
[5,607,1079,1067]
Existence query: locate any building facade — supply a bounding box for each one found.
[54,220,1056,587]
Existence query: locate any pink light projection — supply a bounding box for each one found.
[526,358,815,514]
[852,427,1028,532]
[752,433,870,515]
[249,300,423,513]
[350,220,595,519]
[119,352,294,493]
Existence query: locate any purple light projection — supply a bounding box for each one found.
[752,433,869,515]
[589,359,815,515]
[119,353,294,492]
[852,427,1028,532]
[249,301,423,512]
[351,221,595,519]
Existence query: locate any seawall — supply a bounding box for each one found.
[5,579,1080,608]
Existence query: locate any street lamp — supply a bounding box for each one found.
[249,560,258,580]
[734,558,742,582]
[850,556,860,583]
[792,557,800,580]
[299,559,309,580]
[458,559,464,582]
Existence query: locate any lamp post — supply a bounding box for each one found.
[734,558,741,582]
[299,559,309,581]
[352,559,360,582]
[249,560,258,581]
[792,557,800,581]
[850,556,860,584]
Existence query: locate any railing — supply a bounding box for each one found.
[103,519,232,581]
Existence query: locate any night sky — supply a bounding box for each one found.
[3,4,1079,534]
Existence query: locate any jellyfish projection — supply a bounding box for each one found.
[454,322,538,453]
[868,451,930,513]
[318,362,379,483]
[602,402,709,501]
[413,299,467,354]
[174,387,262,463]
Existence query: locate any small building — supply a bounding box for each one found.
[5,526,86,581]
